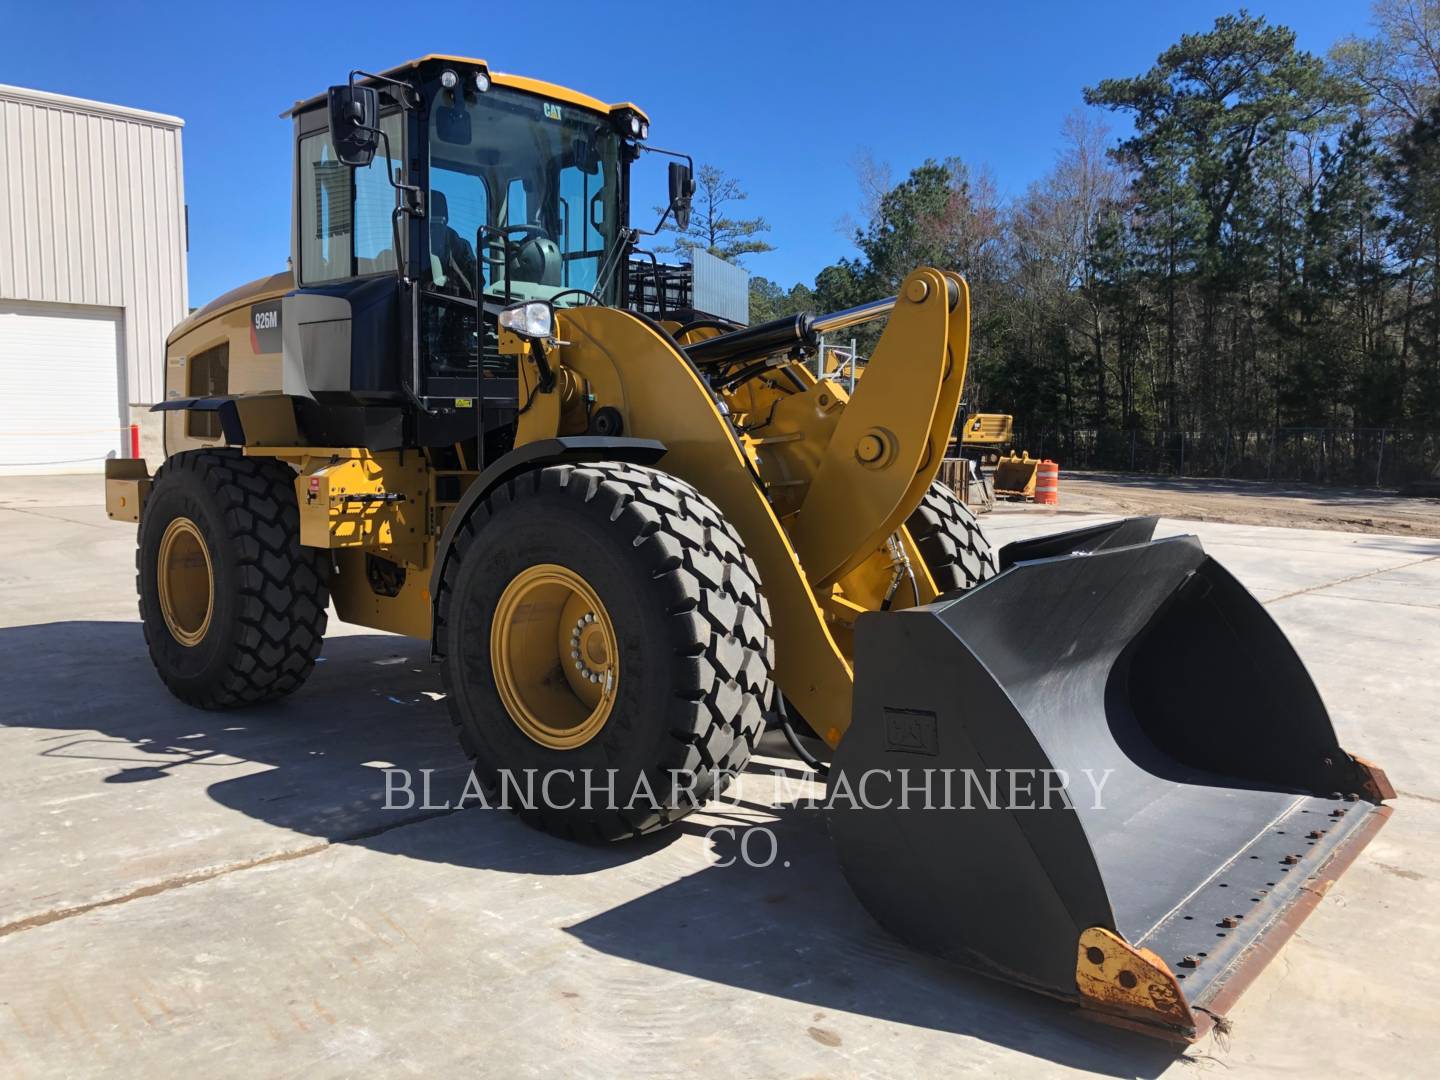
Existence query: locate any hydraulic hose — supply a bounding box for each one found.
[775,694,829,778]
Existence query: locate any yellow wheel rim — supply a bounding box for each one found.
[491,563,619,750]
[157,516,214,647]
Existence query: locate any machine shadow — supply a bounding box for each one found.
[4,619,677,876]
[565,796,1181,1079]
[8,619,1180,1074]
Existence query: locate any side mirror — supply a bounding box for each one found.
[326,84,379,167]
[668,162,695,232]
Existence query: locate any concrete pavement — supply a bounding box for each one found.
[1,477,1436,1077]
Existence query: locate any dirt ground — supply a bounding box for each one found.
[1028,470,1440,538]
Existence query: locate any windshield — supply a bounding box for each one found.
[426,82,623,307]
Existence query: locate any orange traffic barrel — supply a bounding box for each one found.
[1035,460,1059,505]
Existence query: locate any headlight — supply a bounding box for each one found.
[474,71,490,93]
[629,115,642,137]
[639,120,649,139]
[499,300,555,340]
[440,69,458,90]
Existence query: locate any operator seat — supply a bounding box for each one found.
[511,228,563,287]
[429,190,477,297]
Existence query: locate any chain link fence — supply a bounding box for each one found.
[1010,428,1439,488]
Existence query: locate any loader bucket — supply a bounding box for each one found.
[827,522,1392,1041]
[993,452,1039,498]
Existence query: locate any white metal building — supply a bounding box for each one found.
[0,83,187,475]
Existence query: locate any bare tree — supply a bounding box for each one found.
[1010,111,1129,427]
[1332,0,1440,135]
[835,148,893,240]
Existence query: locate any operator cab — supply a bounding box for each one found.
[417,65,632,387]
[283,56,689,454]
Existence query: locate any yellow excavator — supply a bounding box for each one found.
[104,56,1392,1042]
[956,411,1013,463]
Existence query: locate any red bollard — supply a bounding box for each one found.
[129,423,141,459]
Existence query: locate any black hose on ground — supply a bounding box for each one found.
[775,694,829,778]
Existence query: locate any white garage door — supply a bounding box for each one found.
[0,301,125,476]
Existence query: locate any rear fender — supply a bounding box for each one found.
[150,393,301,448]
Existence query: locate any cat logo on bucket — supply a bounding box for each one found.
[883,708,939,756]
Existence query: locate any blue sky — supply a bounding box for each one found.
[1,0,1377,307]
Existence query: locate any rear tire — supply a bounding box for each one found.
[137,450,330,709]
[436,462,773,842]
[906,480,997,593]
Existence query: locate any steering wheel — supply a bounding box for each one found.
[478,224,554,270]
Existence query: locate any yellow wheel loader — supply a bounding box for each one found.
[105,56,1393,1042]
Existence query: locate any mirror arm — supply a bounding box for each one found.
[367,127,423,284]
[631,143,695,235]
[591,226,638,305]
[347,69,421,110]
[633,143,695,171]
[630,213,667,240]
[335,71,422,283]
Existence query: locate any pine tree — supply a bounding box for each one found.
[657,165,774,263]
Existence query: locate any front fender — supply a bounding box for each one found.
[427,436,667,653]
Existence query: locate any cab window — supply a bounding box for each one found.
[428,164,489,294]
[423,83,621,306]
[298,112,403,284]
[558,163,605,292]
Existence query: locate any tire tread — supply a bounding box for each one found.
[905,481,997,593]
[138,450,329,709]
[436,461,773,841]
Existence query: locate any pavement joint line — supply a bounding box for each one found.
[1175,535,1440,553]
[1261,554,1440,606]
[1396,790,1440,805]
[0,504,112,530]
[1293,591,1440,611]
[0,805,465,940]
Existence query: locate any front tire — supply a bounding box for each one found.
[436,462,774,842]
[137,450,330,709]
[906,480,997,594]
